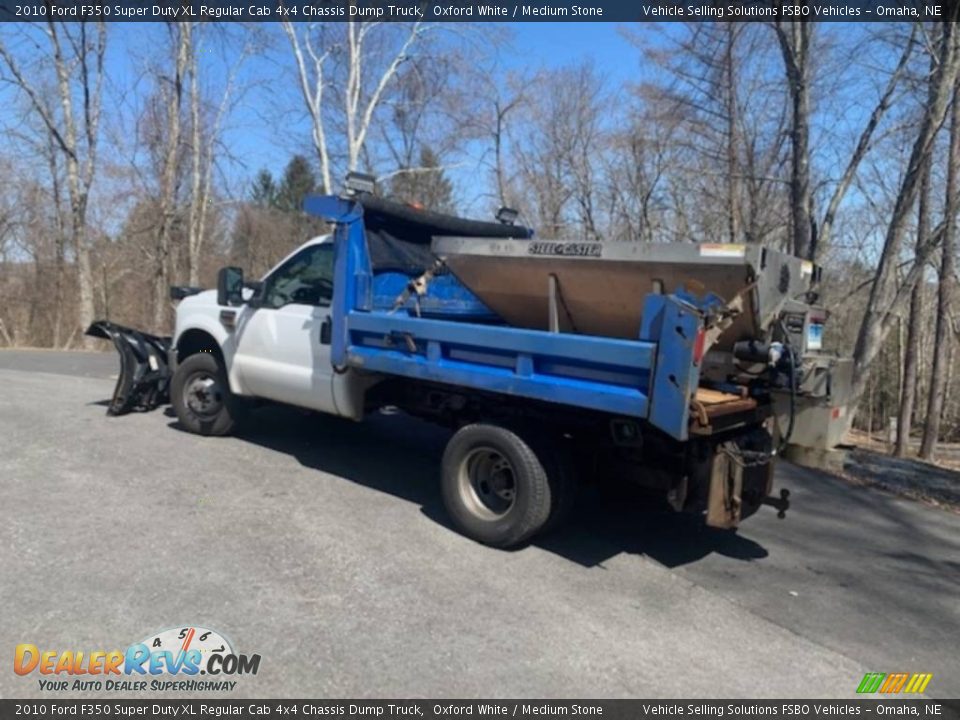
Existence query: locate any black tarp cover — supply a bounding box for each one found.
[359,193,532,275]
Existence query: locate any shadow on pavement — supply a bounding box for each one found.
[168,403,769,569]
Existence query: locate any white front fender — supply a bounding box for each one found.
[173,294,250,396]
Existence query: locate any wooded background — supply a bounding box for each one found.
[0,17,958,460]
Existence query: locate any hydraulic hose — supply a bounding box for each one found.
[776,319,797,455]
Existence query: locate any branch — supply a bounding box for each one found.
[376,161,468,182]
[819,24,917,250]
[283,21,332,192]
[0,39,74,161]
[353,22,430,169]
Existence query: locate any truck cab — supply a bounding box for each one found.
[171,235,372,429]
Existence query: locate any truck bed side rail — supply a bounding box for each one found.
[346,310,656,419]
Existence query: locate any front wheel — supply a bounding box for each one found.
[171,353,242,436]
[441,423,557,548]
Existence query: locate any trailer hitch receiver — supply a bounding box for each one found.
[762,488,791,519]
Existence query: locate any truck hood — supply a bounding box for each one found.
[178,288,219,309]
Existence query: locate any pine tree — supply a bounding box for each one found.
[275,155,317,214]
[250,169,277,207]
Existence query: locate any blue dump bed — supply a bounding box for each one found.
[308,194,714,442]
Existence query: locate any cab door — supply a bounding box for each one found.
[232,242,338,413]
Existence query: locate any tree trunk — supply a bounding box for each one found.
[894,154,932,456]
[895,285,923,455]
[152,24,191,333]
[62,103,96,350]
[724,22,740,244]
[943,338,955,432]
[45,134,67,348]
[494,101,508,208]
[920,83,960,460]
[74,215,95,348]
[775,19,814,260]
[188,26,203,288]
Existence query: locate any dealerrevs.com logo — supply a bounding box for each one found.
[14,626,260,692]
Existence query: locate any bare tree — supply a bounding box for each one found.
[187,30,207,289]
[345,22,429,173]
[816,26,917,256]
[850,18,960,415]
[894,155,932,457]
[511,65,605,239]
[603,93,680,243]
[282,21,333,193]
[41,130,68,347]
[0,19,107,348]
[634,23,786,247]
[491,93,524,209]
[920,81,960,459]
[283,19,434,191]
[895,37,935,458]
[151,23,191,331]
[186,27,249,287]
[722,22,741,244]
[773,17,814,259]
[452,66,527,211]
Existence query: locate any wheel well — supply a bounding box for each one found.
[176,329,223,365]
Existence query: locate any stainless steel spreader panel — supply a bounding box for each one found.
[431,237,818,348]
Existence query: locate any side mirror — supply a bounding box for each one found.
[217,266,244,307]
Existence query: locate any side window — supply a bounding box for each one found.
[261,244,334,309]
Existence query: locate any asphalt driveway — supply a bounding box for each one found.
[1,350,957,699]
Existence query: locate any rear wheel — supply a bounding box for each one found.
[171,353,242,436]
[542,440,578,533]
[441,423,562,548]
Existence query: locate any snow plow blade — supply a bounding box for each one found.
[85,321,172,415]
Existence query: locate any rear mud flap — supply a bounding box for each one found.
[705,431,777,529]
[85,321,172,415]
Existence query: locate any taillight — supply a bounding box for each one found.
[693,327,706,366]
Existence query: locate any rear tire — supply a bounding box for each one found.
[171,353,242,437]
[441,423,557,548]
[541,439,579,534]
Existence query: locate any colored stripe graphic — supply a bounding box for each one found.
[880,673,909,693]
[904,674,933,694]
[858,672,932,694]
[857,673,886,694]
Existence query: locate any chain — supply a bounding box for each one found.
[719,442,771,469]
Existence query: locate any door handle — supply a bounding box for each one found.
[320,316,332,345]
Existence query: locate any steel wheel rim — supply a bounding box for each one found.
[184,371,223,418]
[457,446,517,520]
